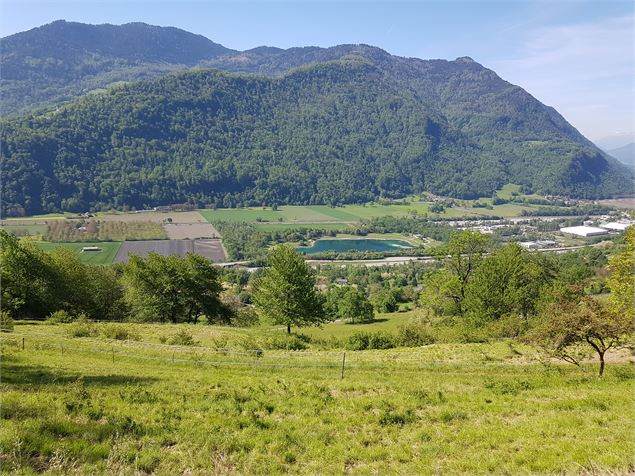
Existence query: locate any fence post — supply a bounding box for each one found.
[341,352,346,380]
[22,337,25,350]
[112,347,115,363]
[172,352,175,363]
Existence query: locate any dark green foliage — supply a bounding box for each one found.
[346,331,396,350]
[1,20,234,115]
[1,40,631,216]
[0,230,126,320]
[252,245,327,333]
[122,252,228,324]
[325,286,374,323]
[370,288,399,313]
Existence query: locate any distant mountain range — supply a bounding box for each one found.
[0,21,632,216]
[606,143,634,170]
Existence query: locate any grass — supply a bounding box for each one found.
[0,224,48,237]
[36,242,122,265]
[200,202,486,226]
[1,322,633,475]
[254,223,352,232]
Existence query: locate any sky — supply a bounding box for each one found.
[2,0,633,145]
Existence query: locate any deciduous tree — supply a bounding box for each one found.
[253,245,326,333]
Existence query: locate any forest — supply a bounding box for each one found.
[2,51,631,216]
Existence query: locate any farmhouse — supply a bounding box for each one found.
[559,226,608,237]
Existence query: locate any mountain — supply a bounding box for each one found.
[607,143,635,170]
[595,132,635,151]
[0,20,235,115]
[0,21,632,216]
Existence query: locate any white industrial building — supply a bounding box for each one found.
[559,226,608,237]
[600,222,631,232]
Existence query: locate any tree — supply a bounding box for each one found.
[606,226,634,318]
[122,253,227,323]
[0,230,59,319]
[421,230,489,316]
[370,287,399,313]
[252,245,326,333]
[465,243,554,321]
[528,295,631,376]
[326,286,374,323]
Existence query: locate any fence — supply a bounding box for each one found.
[1,330,541,377]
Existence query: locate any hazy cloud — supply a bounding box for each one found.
[491,15,634,142]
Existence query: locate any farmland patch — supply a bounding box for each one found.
[114,239,226,263]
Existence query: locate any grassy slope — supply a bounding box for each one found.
[36,242,122,265]
[1,325,633,475]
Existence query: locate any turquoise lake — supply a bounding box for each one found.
[297,238,413,254]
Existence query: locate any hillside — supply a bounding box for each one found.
[1,21,632,216]
[1,54,631,216]
[0,20,235,115]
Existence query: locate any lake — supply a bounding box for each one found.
[297,238,413,254]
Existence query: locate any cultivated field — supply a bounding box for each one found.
[1,322,633,475]
[114,239,226,263]
[96,211,206,223]
[46,220,167,242]
[163,222,220,240]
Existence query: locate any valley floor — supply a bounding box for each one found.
[1,323,633,475]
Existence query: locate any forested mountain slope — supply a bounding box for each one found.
[0,20,235,115]
[1,52,631,216]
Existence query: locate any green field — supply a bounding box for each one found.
[36,241,122,264]
[1,323,633,475]
[200,202,483,225]
[0,224,48,236]
[199,206,341,223]
[254,222,353,232]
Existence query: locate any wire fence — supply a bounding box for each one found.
[1,331,542,375]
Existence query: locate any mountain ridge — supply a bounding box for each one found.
[0,21,632,216]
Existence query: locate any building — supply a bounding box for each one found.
[600,222,631,232]
[559,226,608,237]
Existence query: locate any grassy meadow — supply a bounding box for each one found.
[1,321,633,475]
[36,242,122,265]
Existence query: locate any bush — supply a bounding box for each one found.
[67,316,98,338]
[263,334,308,351]
[231,307,260,327]
[0,311,14,332]
[397,319,436,347]
[347,331,396,350]
[482,315,528,339]
[167,329,198,346]
[100,324,141,341]
[47,310,75,324]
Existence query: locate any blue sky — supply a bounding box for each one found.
[2,0,633,144]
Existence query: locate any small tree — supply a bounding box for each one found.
[529,296,632,376]
[253,245,326,333]
[326,286,374,323]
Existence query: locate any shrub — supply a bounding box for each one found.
[47,310,75,324]
[167,329,198,346]
[231,307,260,327]
[397,319,436,347]
[0,311,14,332]
[67,316,98,338]
[263,334,308,351]
[482,314,528,338]
[346,331,396,350]
[100,324,140,341]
